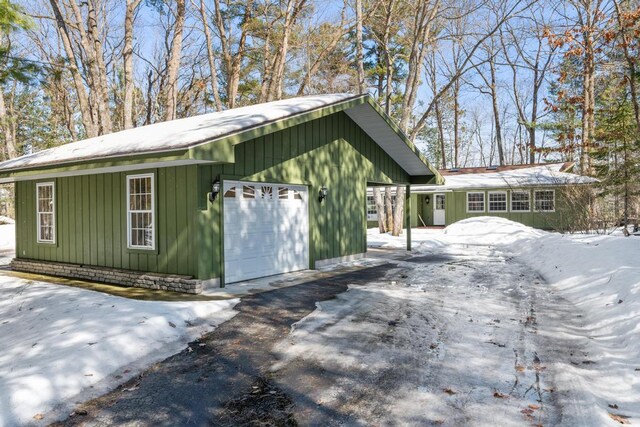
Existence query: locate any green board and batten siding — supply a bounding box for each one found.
[15,166,200,277]
[16,111,411,282]
[443,189,560,229]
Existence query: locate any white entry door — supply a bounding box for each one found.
[433,193,446,226]
[223,181,309,283]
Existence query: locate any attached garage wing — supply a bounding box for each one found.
[223,181,309,283]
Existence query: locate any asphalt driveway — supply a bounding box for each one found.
[54,264,394,426]
[53,243,584,426]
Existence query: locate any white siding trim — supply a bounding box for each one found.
[533,189,556,213]
[466,191,485,213]
[510,190,531,212]
[36,181,56,244]
[487,191,508,213]
[126,173,156,250]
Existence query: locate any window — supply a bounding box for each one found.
[435,194,445,210]
[488,192,507,212]
[466,192,485,212]
[36,182,55,243]
[511,191,530,212]
[278,187,289,199]
[243,185,256,199]
[366,195,377,220]
[534,190,555,212]
[224,186,236,198]
[127,174,154,249]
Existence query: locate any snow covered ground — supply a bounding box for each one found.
[0,223,15,266]
[0,276,238,426]
[272,218,639,426]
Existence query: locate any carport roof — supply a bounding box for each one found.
[0,94,443,184]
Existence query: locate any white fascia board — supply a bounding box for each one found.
[344,103,433,177]
[0,159,216,183]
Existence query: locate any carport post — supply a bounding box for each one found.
[406,184,411,251]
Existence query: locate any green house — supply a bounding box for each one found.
[367,163,597,230]
[0,94,442,293]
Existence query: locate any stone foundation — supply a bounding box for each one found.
[10,258,203,294]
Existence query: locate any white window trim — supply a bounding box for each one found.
[466,191,485,213]
[487,191,508,213]
[534,189,556,213]
[510,190,531,212]
[36,181,56,244]
[126,173,156,250]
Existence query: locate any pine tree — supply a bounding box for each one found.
[593,84,640,228]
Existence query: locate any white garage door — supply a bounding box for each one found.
[223,181,309,283]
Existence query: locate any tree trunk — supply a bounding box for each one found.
[48,0,98,137]
[145,69,154,125]
[392,186,405,236]
[214,0,251,108]
[0,91,16,159]
[399,0,439,132]
[163,0,186,121]
[373,187,386,233]
[453,80,460,167]
[384,186,393,232]
[124,0,142,129]
[85,0,112,133]
[435,99,446,169]
[489,58,505,165]
[264,0,307,101]
[199,0,222,111]
[355,0,365,93]
[382,0,395,115]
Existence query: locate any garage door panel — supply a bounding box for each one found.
[223,181,309,283]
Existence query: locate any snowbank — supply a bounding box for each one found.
[443,216,545,244]
[0,276,238,426]
[443,217,640,426]
[0,223,15,251]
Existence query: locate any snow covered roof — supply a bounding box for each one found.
[412,163,597,192]
[0,94,442,183]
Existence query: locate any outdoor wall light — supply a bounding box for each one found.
[425,195,431,204]
[209,179,221,202]
[318,186,328,203]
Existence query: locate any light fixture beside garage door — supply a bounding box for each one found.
[209,178,221,202]
[318,186,328,203]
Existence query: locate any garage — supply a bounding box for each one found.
[223,180,309,283]
[0,94,443,293]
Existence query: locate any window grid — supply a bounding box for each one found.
[36,182,55,243]
[366,195,377,220]
[466,192,485,212]
[534,190,555,212]
[511,191,530,212]
[127,174,154,249]
[488,192,507,212]
[435,194,445,210]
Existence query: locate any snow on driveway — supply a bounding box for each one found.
[271,218,639,426]
[0,275,238,426]
[0,223,15,266]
